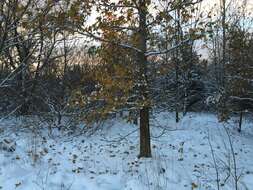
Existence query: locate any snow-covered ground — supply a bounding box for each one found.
[0,112,253,190]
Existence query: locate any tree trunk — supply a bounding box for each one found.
[219,0,227,119]
[222,0,226,88]
[175,57,179,123]
[137,0,151,158]
[238,111,243,133]
[175,8,181,123]
[18,56,29,115]
[176,109,179,123]
[14,26,30,115]
[139,106,151,157]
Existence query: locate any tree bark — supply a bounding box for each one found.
[222,0,226,88]
[175,8,181,123]
[137,0,151,158]
[139,106,151,157]
[238,111,243,133]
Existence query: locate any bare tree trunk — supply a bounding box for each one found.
[139,107,151,157]
[221,0,226,88]
[20,64,29,115]
[175,56,179,123]
[137,0,151,158]
[15,36,29,115]
[238,111,243,133]
[175,67,179,123]
[175,8,181,123]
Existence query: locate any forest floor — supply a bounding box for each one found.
[0,112,253,190]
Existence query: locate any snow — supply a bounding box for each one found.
[0,112,253,190]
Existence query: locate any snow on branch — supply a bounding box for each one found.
[145,39,190,57]
[78,30,143,53]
